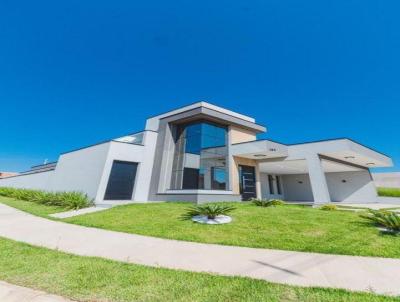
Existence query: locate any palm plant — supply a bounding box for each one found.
[181,204,236,220]
[360,209,400,232]
[320,204,338,211]
[252,198,285,207]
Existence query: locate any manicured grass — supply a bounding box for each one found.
[0,237,396,302]
[378,187,400,198]
[63,202,400,258]
[0,196,67,218]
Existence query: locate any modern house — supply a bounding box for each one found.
[0,102,393,205]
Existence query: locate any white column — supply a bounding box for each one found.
[306,154,331,204]
[255,163,262,199]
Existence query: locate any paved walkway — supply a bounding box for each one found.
[0,281,73,302]
[1,203,400,296]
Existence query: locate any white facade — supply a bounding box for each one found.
[0,102,393,204]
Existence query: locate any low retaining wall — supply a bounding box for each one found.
[0,170,54,191]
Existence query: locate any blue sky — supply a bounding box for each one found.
[0,0,399,172]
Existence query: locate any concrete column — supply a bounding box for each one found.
[227,126,233,191]
[306,154,331,204]
[255,163,262,199]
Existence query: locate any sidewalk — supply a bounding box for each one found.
[1,203,400,296]
[0,281,73,302]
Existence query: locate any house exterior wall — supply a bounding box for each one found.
[50,143,111,200]
[0,170,54,191]
[282,174,314,201]
[326,170,377,203]
[281,170,377,203]
[230,126,257,144]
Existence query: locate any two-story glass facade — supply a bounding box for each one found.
[170,121,228,190]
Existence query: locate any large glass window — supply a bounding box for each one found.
[170,121,228,190]
[268,175,275,195]
[276,175,282,195]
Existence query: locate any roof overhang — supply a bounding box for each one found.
[145,101,266,133]
[258,158,366,174]
[288,139,392,168]
[231,138,392,170]
[231,140,288,159]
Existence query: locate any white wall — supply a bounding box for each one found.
[326,171,377,203]
[282,174,314,201]
[50,143,111,200]
[0,132,158,204]
[281,171,377,203]
[0,170,54,190]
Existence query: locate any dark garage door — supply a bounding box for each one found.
[104,160,138,200]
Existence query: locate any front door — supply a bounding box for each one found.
[239,165,257,201]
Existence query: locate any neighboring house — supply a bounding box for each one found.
[0,172,19,179]
[372,172,400,188]
[0,102,393,205]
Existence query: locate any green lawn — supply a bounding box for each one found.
[0,196,68,218]
[2,197,400,258]
[63,202,400,258]
[0,237,397,302]
[378,187,400,198]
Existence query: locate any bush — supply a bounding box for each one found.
[0,187,92,210]
[320,204,338,211]
[360,209,400,232]
[377,187,400,198]
[252,198,285,207]
[182,204,236,220]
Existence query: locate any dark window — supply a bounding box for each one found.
[182,168,200,189]
[276,175,282,195]
[170,121,227,190]
[104,161,138,200]
[268,175,274,194]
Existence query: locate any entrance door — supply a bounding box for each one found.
[239,165,257,201]
[104,160,138,200]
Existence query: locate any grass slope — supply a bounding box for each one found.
[0,237,397,302]
[0,196,67,217]
[64,202,400,258]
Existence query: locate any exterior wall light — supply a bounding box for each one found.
[366,163,375,166]
[344,156,355,159]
